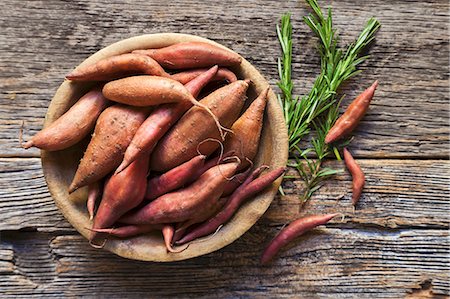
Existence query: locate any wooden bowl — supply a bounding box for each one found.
[41,33,288,262]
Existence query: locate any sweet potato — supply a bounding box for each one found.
[132,42,242,69]
[88,224,163,238]
[145,155,207,201]
[260,214,338,265]
[23,88,109,151]
[223,87,269,170]
[102,76,196,107]
[343,148,365,206]
[68,105,149,193]
[176,166,286,245]
[90,154,149,241]
[171,67,237,85]
[150,80,249,172]
[115,66,218,174]
[119,162,239,225]
[66,53,169,81]
[325,81,378,144]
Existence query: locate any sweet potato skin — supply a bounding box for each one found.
[119,162,239,225]
[102,76,194,107]
[223,87,269,170]
[343,148,365,206]
[23,88,109,151]
[171,67,237,85]
[66,53,169,81]
[145,155,207,201]
[132,42,242,69]
[150,80,249,172]
[91,154,149,240]
[325,80,378,144]
[260,214,338,265]
[68,104,149,193]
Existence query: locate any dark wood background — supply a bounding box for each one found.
[1,0,449,297]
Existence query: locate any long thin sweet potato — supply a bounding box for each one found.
[115,66,218,174]
[66,53,169,81]
[223,87,269,170]
[119,162,239,225]
[171,67,237,84]
[145,155,207,201]
[23,88,109,151]
[150,80,249,172]
[176,166,286,245]
[260,214,338,265]
[133,42,242,69]
[68,105,149,193]
[88,224,163,238]
[90,154,149,241]
[343,148,365,206]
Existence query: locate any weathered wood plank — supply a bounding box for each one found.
[1,158,448,231]
[0,0,448,158]
[0,229,448,298]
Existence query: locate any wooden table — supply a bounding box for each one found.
[1,0,449,297]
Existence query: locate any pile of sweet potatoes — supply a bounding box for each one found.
[26,41,285,252]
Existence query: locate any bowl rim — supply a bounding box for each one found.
[41,33,289,262]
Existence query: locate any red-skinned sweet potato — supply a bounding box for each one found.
[66,53,169,81]
[90,154,149,241]
[260,214,338,265]
[23,88,109,151]
[132,42,242,69]
[145,155,207,201]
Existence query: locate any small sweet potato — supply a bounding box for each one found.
[133,42,242,69]
[23,88,109,151]
[66,53,169,81]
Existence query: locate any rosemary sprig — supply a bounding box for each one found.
[277,0,380,202]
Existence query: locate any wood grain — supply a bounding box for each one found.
[0,229,448,298]
[0,0,448,158]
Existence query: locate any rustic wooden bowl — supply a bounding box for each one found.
[41,33,288,262]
